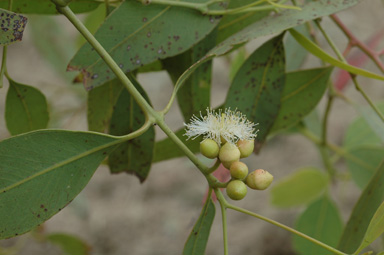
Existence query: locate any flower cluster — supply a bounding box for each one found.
[184,108,258,145]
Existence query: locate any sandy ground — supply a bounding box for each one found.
[1,1,384,254]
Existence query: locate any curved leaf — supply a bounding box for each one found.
[338,160,384,254]
[183,198,215,255]
[0,0,100,14]
[271,67,333,132]
[271,167,329,208]
[5,80,49,135]
[69,0,222,90]
[108,75,155,182]
[293,195,343,255]
[0,130,121,239]
[87,79,124,132]
[289,29,384,81]
[0,9,27,46]
[47,233,91,255]
[163,29,216,121]
[225,33,285,145]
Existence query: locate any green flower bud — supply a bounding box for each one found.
[246,169,273,190]
[219,143,240,169]
[237,139,254,158]
[226,180,247,200]
[229,161,248,180]
[200,139,219,159]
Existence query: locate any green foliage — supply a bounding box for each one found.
[69,0,222,89]
[0,130,120,239]
[0,8,27,46]
[47,233,90,255]
[338,160,384,254]
[271,168,329,207]
[293,195,343,255]
[108,75,155,181]
[1,0,383,254]
[5,79,49,135]
[225,34,285,144]
[183,197,215,255]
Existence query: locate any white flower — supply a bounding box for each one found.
[184,108,258,145]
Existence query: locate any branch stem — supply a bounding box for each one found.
[214,189,229,255]
[227,203,348,255]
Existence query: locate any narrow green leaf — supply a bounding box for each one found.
[356,201,384,253]
[0,9,27,46]
[289,29,384,81]
[87,79,124,132]
[344,104,384,189]
[108,75,155,182]
[338,160,384,254]
[285,24,310,72]
[5,80,49,135]
[293,195,343,255]
[228,47,247,82]
[0,0,100,14]
[225,34,285,145]
[69,0,222,90]
[271,167,329,208]
[0,130,120,239]
[183,198,215,255]
[216,0,269,43]
[163,29,216,121]
[271,67,333,132]
[47,233,90,255]
[153,127,201,163]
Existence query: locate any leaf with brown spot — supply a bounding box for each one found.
[271,67,333,132]
[69,0,223,90]
[225,33,285,144]
[108,74,155,182]
[0,8,27,46]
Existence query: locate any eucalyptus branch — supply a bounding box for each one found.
[226,203,349,255]
[53,1,222,185]
[330,14,384,73]
[315,19,384,122]
[214,188,229,255]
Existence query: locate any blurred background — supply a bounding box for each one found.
[1,1,384,254]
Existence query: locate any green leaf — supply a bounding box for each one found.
[0,130,120,239]
[108,75,155,182]
[284,24,310,72]
[183,198,215,255]
[228,47,247,82]
[172,0,361,104]
[47,233,90,255]
[5,79,49,135]
[293,195,343,255]
[153,127,201,163]
[0,9,27,46]
[87,79,124,132]
[338,160,384,254]
[210,0,361,57]
[356,201,384,254]
[271,67,333,132]
[343,104,384,189]
[355,104,384,143]
[0,0,100,14]
[225,34,285,145]
[163,29,216,121]
[289,29,384,81]
[216,0,269,43]
[29,16,77,81]
[271,167,329,208]
[69,0,222,90]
